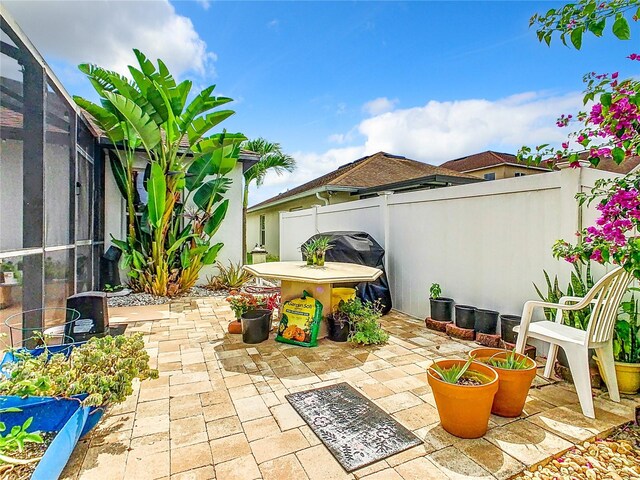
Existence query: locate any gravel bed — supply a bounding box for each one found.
[107,286,229,308]
[515,421,640,480]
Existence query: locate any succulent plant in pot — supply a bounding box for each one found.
[426,357,498,439]
[429,283,454,322]
[470,347,537,417]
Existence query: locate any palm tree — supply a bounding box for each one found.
[242,138,296,262]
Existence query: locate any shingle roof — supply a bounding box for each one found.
[439,150,549,173]
[248,151,478,211]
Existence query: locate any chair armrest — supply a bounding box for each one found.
[559,296,597,306]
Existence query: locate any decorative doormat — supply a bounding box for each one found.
[285,382,421,472]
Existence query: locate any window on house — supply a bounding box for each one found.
[483,173,496,180]
[514,172,526,177]
[259,215,266,246]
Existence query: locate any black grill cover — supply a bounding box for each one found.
[303,231,392,314]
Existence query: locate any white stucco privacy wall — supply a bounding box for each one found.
[104,152,244,285]
[280,167,620,323]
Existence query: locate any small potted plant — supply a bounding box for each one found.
[347,298,389,345]
[470,347,537,417]
[429,283,454,322]
[302,236,333,266]
[426,357,498,439]
[593,296,640,394]
[327,300,352,342]
[313,236,333,267]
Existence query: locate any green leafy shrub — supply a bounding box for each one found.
[334,298,389,346]
[429,283,442,299]
[533,263,594,329]
[0,334,158,406]
[207,261,253,290]
[615,293,640,364]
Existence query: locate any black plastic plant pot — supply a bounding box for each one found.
[500,315,521,344]
[475,309,499,334]
[455,305,476,330]
[241,309,272,344]
[327,316,350,342]
[430,298,454,322]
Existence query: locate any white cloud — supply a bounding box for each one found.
[358,91,581,163]
[196,0,211,10]
[362,96,398,116]
[267,19,280,29]
[250,90,583,205]
[3,0,215,78]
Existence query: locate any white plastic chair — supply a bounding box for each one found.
[514,266,632,418]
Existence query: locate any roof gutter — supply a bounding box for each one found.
[248,185,358,213]
[355,174,482,196]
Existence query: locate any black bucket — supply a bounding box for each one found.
[455,305,476,330]
[500,315,521,344]
[475,309,499,334]
[327,315,350,342]
[430,298,454,322]
[241,309,272,344]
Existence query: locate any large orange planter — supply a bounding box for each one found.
[427,359,499,439]
[470,347,537,418]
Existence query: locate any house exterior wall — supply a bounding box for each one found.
[279,168,619,341]
[463,164,547,180]
[104,152,244,284]
[246,190,354,259]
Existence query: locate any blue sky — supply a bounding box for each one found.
[6,1,638,204]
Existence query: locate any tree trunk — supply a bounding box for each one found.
[242,183,249,264]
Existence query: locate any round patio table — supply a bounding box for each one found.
[243,261,383,338]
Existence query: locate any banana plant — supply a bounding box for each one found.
[75,50,246,296]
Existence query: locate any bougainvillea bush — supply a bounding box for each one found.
[519,0,640,278]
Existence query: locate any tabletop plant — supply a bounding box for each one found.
[74,49,246,297]
[302,237,333,266]
[0,334,158,406]
[429,283,442,299]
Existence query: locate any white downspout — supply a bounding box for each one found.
[315,191,330,206]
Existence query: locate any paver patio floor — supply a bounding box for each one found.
[61,297,640,480]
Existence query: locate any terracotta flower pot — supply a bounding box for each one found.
[427,359,499,438]
[470,348,537,418]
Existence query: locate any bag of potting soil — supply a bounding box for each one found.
[276,291,322,347]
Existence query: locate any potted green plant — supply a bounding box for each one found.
[533,264,594,367]
[313,236,332,267]
[302,236,333,267]
[327,301,352,342]
[329,298,388,345]
[426,357,498,439]
[593,294,640,394]
[225,291,268,334]
[429,283,454,322]
[470,348,537,417]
